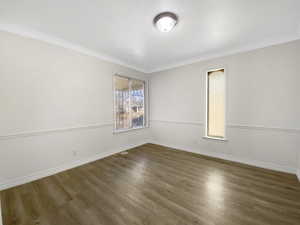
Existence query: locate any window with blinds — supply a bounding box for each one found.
[114,75,146,131]
[206,69,225,139]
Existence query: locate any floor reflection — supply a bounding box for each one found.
[205,171,225,210]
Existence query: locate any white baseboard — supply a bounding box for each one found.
[1,140,298,192]
[0,196,2,225]
[150,141,296,175]
[297,169,300,182]
[0,142,147,191]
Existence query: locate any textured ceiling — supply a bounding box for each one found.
[1,0,300,73]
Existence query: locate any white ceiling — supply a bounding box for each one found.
[1,0,300,73]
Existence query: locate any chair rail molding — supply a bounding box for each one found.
[150,120,300,133]
[0,123,114,141]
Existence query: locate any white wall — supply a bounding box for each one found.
[0,31,151,190]
[149,40,300,174]
[1,31,299,191]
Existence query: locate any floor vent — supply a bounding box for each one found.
[120,151,129,155]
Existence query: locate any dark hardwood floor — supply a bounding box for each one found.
[1,143,300,225]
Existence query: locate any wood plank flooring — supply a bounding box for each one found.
[1,143,300,225]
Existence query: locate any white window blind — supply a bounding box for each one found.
[207,69,225,138]
[114,75,145,131]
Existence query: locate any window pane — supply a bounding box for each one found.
[130,79,145,128]
[114,76,130,130]
[114,75,145,131]
[207,69,225,138]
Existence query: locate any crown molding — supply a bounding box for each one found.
[148,34,300,73]
[0,24,147,73]
[1,24,299,74]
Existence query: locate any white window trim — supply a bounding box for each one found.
[113,74,148,134]
[204,67,227,141]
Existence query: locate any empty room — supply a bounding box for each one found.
[1,0,300,224]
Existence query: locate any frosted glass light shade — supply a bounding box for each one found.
[154,12,178,32]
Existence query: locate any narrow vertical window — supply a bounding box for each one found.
[114,75,146,132]
[206,69,226,139]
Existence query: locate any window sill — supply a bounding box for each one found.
[203,136,228,142]
[113,126,147,134]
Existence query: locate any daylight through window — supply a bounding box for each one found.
[114,75,146,131]
[206,69,225,139]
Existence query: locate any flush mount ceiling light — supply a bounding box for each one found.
[153,12,178,33]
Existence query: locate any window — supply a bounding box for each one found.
[206,69,226,139]
[114,75,146,132]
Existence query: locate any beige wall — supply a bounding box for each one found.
[0,31,151,189]
[149,40,300,174]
